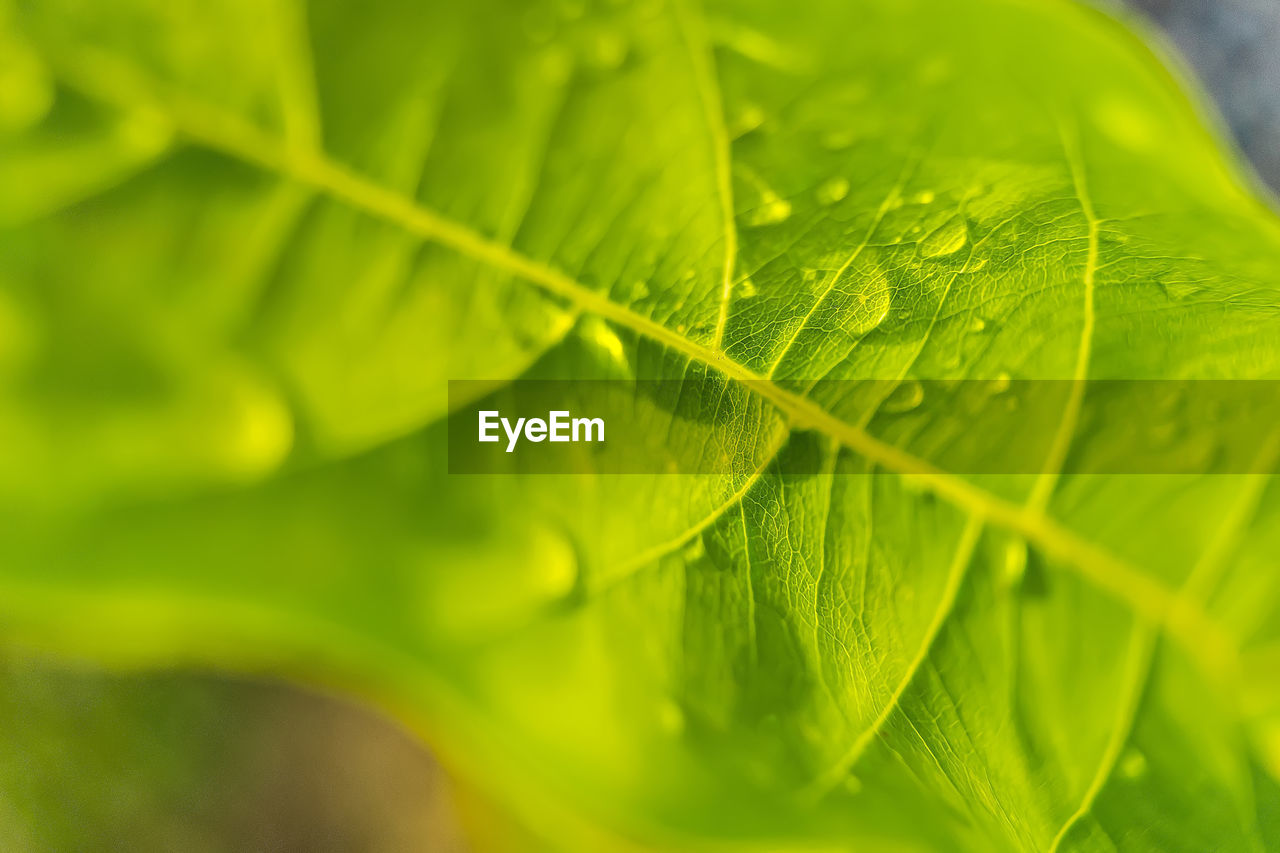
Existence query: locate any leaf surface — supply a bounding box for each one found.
[2,0,1280,849]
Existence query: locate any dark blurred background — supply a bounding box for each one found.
[1124,0,1280,192]
[1,1,1276,851]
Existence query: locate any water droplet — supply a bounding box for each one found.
[532,527,580,599]
[737,278,757,298]
[1160,280,1199,301]
[537,48,573,85]
[899,474,932,497]
[816,177,849,205]
[882,379,924,414]
[680,268,696,283]
[582,315,629,368]
[116,106,174,154]
[1258,725,1280,781]
[843,273,891,335]
[745,196,791,227]
[1119,749,1147,779]
[587,31,628,70]
[682,535,706,561]
[731,103,765,137]
[220,374,294,478]
[915,190,936,204]
[1000,539,1027,587]
[657,700,685,734]
[629,280,650,300]
[843,775,863,795]
[989,371,1011,395]
[1093,94,1156,152]
[969,316,987,333]
[545,308,576,338]
[919,215,968,258]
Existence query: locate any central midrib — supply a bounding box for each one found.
[50,45,1236,673]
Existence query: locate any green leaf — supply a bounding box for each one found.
[2,0,1280,849]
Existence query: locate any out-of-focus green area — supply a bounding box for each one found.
[0,655,469,852]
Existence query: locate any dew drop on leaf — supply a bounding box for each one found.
[1093,94,1156,152]
[682,534,706,562]
[969,316,987,332]
[1160,279,1199,301]
[732,103,766,137]
[841,274,892,335]
[882,379,924,413]
[737,278,757,298]
[1000,539,1027,588]
[899,474,931,497]
[816,177,849,205]
[116,107,175,155]
[919,215,968,257]
[989,371,1011,395]
[534,528,580,599]
[581,315,629,369]
[1258,726,1280,781]
[587,31,628,70]
[915,190,936,204]
[657,700,685,734]
[628,280,650,300]
[537,48,573,84]
[745,196,792,227]
[1119,748,1148,779]
[218,375,294,479]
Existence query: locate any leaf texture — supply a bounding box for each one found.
[2,0,1280,849]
